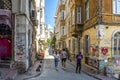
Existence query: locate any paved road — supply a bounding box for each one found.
[29,49,97,80]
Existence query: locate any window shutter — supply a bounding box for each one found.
[117,0,120,14]
[77,7,81,24]
[113,0,116,14]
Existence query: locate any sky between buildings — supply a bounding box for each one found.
[45,0,58,30]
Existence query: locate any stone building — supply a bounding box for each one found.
[0,0,38,71]
[55,0,82,59]
[36,0,46,53]
[55,0,120,78]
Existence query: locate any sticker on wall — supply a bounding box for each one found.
[101,48,108,55]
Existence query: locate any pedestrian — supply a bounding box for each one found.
[53,50,60,71]
[76,51,83,73]
[61,49,67,69]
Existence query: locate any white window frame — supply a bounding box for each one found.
[61,10,65,20]
[71,9,75,25]
[77,7,81,24]
[113,0,120,14]
[60,0,65,5]
[85,0,89,20]
[112,30,120,57]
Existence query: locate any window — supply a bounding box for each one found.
[61,0,65,5]
[77,7,81,24]
[69,40,71,50]
[113,31,120,57]
[85,35,90,54]
[61,10,65,20]
[62,27,64,35]
[72,39,75,52]
[40,26,42,34]
[40,9,42,18]
[85,0,89,20]
[113,0,120,14]
[71,9,75,25]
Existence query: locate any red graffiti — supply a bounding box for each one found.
[101,48,108,55]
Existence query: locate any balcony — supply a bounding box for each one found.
[30,10,38,26]
[31,20,38,26]
[102,13,120,24]
[60,34,67,41]
[60,20,65,26]
[70,25,83,38]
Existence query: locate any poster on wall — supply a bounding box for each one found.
[99,60,104,71]
[15,36,26,62]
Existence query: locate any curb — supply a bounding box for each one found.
[23,72,41,80]
[67,61,102,80]
[23,60,44,80]
[82,70,101,80]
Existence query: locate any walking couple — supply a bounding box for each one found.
[53,49,67,71]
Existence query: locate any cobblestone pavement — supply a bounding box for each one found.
[28,50,97,80]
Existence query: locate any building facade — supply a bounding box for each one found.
[55,0,82,59]
[12,0,37,70]
[0,0,38,72]
[36,0,46,53]
[55,0,120,78]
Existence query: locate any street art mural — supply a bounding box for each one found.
[15,37,26,61]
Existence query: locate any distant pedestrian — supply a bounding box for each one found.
[48,47,53,55]
[61,49,67,69]
[53,50,60,71]
[76,51,83,73]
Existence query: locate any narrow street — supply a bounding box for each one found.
[29,50,97,80]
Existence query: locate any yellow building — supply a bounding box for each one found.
[55,0,120,78]
[81,0,120,78]
[55,0,66,50]
[55,0,82,59]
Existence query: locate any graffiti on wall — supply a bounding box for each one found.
[15,37,26,61]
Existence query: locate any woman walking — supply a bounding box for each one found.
[53,50,60,71]
[61,49,67,69]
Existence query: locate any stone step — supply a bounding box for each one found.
[0,63,11,68]
[0,60,11,68]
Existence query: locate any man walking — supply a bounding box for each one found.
[76,51,83,73]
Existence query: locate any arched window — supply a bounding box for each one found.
[84,35,90,64]
[85,35,90,54]
[113,31,120,57]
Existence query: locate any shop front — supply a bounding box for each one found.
[0,9,12,61]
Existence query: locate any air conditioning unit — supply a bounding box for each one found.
[31,10,36,19]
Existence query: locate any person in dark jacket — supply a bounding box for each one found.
[76,51,83,73]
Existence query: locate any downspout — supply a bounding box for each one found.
[14,14,17,61]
